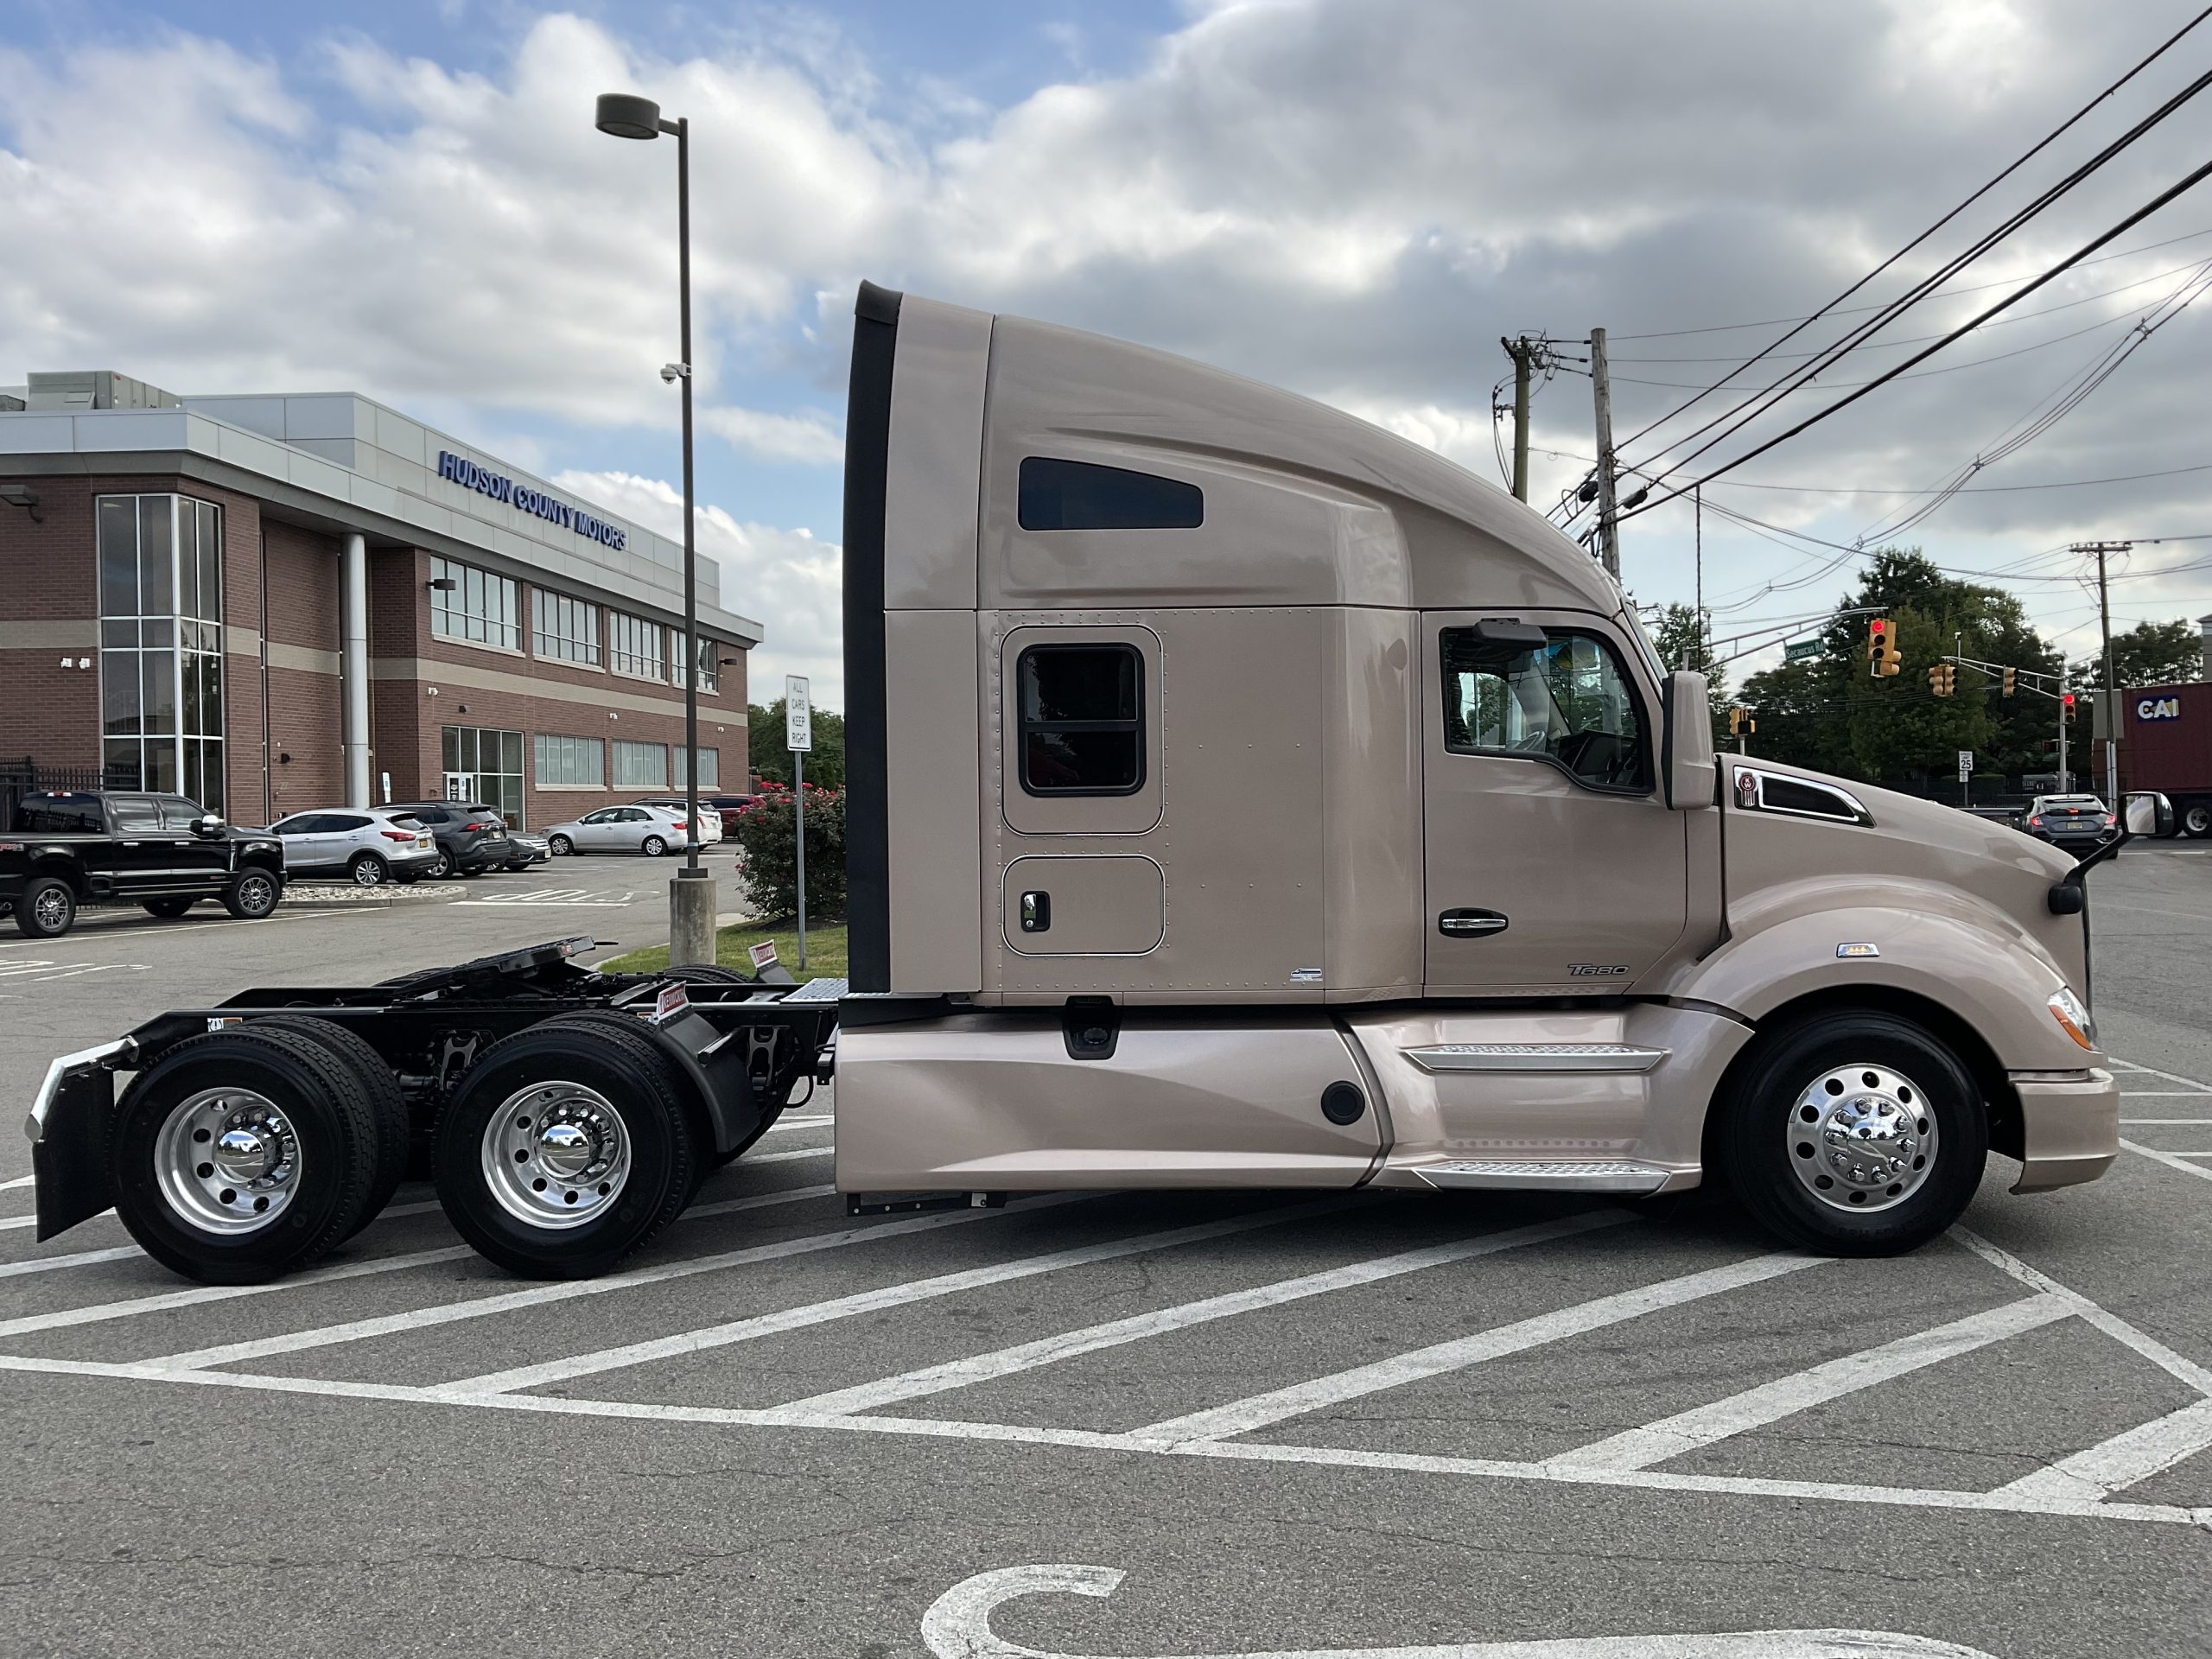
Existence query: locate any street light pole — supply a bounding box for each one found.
[597,91,713,966]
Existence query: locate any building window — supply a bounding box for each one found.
[1016,643,1146,796]
[531,590,601,665]
[613,739,668,788]
[671,632,721,694]
[1017,456,1205,531]
[672,746,721,790]
[442,724,524,825]
[532,732,605,786]
[99,494,225,811]
[430,556,519,650]
[610,613,665,680]
[1440,626,1650,793]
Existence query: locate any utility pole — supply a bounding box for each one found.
[1694,485,1703,660]
[2073,541,2131,803]
[1500,336,1537,502]
[1589,326,1620,582]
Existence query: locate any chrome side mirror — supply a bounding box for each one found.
[1662,671,1717,810]
[194,815,226,837]
[2123,791,2173,839]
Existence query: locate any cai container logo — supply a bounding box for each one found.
[2136,696,2183,721]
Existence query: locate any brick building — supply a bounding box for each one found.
[0,371,758,829]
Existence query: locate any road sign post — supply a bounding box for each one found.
[785,675,811,971]
[1958,749,1973,809]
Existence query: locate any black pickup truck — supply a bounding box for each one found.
[0,791,287,938]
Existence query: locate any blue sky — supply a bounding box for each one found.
[5,0,2211,708]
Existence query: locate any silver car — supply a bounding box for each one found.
[542,803,692,857]
[630,797,725,843]
[268,808,442,887]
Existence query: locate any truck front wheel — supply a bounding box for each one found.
[105,1027,381,1283]
[1713,1011,1986,1257]
[2182,801,2212,839]
[433,1014,701,1279]
[222,869,282,919]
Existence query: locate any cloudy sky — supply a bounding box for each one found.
[5,0,2211,707]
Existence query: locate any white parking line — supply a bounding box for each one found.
[2114,1091,2212,1098]
[0,1174,33,1192]
[2120,1139,2212,1182]
[1550,1295,2071,1472]
[453,1198,1359,1399]
[149,1196,1087,1374]
[1953,1226,2212,1395]
[1129,1251,1828,1447]
[2120,1119,2212,1125]
[778,1211,1630,1421]
[0,1245,140,1280]
[1993,1395,2212,1504]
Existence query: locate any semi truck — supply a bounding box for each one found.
[24,284,2152,1285]
[2119,679,2212,836]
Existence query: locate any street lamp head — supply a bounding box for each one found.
[595,92,665,140]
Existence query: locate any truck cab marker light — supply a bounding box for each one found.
[1836,943,1880,959]
[2048,987,2097,1052]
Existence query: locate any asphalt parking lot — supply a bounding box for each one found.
[2,846,2209,1656]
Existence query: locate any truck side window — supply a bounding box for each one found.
[1440,627,1651,793]
[12,794,104,834]
[1018,644,1145,796]
[110,797,163,830]
[1018,457,1204,531]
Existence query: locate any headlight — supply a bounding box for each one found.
[2048,987,2097,1052]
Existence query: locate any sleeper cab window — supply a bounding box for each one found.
[1440,626,1652,792]
[1018,643,1145,797]
[1018,457,1203,531]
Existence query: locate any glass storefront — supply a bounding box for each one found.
[442,724,524,826]
[99,494,225,811]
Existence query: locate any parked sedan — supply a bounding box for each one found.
[630,797,724,842]
[543,804,691,857]
[503,831,552,872]
[2018,793,2119,849]
[268,809,442,887]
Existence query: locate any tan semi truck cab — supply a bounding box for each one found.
[833,281,2126,1256]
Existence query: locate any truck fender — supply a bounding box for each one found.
[1669,893,2088,1075]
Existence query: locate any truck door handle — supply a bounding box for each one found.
[1439,908,1509,937]
[1020,891,1052,932]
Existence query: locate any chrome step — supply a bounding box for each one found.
[1415,1159,1672,1194]
[1403,1043,1666,1074]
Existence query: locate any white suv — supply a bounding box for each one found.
[630,798,724,843]
[268,809,442,887]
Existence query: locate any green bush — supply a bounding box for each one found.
[729,782,845,921]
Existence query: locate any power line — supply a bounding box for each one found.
[1619,154,2212,524]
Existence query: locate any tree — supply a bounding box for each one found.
[2068,618,2202,692]
[747,699,845,789]
[1646,602,1729,744]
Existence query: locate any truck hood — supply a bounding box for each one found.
[1723,760,2087,991]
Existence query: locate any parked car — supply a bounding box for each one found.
[702,792,754,817]
[630,798,724,843]
[0,790,284,938]
[384,800,512,878]
[503,830,552,871]
[2018,793,2119,849]
[268,808,441,887]
[543,803,692,856]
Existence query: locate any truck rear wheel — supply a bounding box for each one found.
[1713,1010,1986,1257]
[245,1015,411,1238]
[433,1014,702,1278]
[16,876,75,938]
[105,1027,381,1283]
[2183,801,2212,839]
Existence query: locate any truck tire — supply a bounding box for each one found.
[1713,1010,1986,1257]
[245,1014,411,1238]
[221,868,282,919]
[141,897,196,918]
[16,875,75,938]
[105,1026,381,1283]
[433,1013,703,1278]
[2183,802,2212,839]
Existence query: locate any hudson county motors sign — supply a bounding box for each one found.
[436,451,627,550]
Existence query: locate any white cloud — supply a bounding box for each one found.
[698,403,845,464]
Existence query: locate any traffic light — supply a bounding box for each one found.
[1866,618,1886,659]
[1867,618,1901,679]
[1728,707,1744,735]
[2002,666,2017,697]
[2063,692,2076,723]
[1928,664,1956,696]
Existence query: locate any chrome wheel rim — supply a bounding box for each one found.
[237,874,276,913]
[643,837,666,856]
[155,1088,301,1235]
[352,858,385,887]
[2188,806,2211,836]
[31,888,69,930]
[480,1082,632,1230]
[1786,1062,1937,1213]
[550,837,570,855]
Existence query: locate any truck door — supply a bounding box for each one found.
[105,794,188,898]
[1422,613,1688,994]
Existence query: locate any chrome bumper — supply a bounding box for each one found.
[2009,1065,2119,1193]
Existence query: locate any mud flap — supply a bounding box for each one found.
[32,1066,114,1241]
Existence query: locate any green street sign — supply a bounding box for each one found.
[1783,638,1824,662]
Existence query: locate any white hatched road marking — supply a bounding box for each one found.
[918,1563,2002,1659]
[0,962,149,983]
[2120,1118,2212,1124]
[2120,1140,2212,1182]
[452,887,639,908]
[1993,1395,2212,1503]
[1130,1251,1828,1447]
[1550,1295,2072,1472]
[0,1246,141,1280]
[150,1195,1090,1373]
[779,1211,1630,1421]
[451,1197,1359,1398]
[0,1185,838,1340]
[0,1215,42,1232]
[1952,1226,2212,1395]
[0,1174,34,1192]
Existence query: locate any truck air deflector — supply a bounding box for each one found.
[1415,1160,1673,1194]
[1403,1043,1668,1073]
[842,281,902,993]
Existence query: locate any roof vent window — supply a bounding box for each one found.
[1018,457,1203,531]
